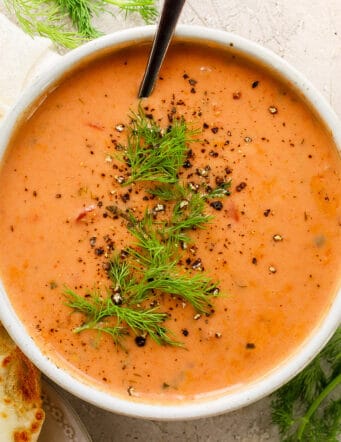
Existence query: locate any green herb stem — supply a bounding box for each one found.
[272,326,341,441]
[102,0,157,23]
[297,372,341,440]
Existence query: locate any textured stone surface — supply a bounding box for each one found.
[0,0,340,440]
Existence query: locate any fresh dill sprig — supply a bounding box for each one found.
[55,0,101,39]
[120,211,220,312]
[149,183,222,243]
[272,326,341,441]
[4,0,85,48]
[148,183,188,201]
[124,107,198,185]
[103,0,157,23]
[65,288,181,346]
[5,0,157,48]
[170,191,212,235]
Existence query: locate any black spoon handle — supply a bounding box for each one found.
[138,0,186,98]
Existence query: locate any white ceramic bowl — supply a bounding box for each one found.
[0,25,340,420]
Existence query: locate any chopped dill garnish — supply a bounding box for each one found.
[272,326,341,441]
[65,288,181,347]
[65,107,230,348]
[123,213,220,310]
[5,0,157,48]
[149,181,231,243]
[123,107,198,185]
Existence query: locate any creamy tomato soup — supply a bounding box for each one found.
[0,42,340,402]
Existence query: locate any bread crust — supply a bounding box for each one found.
[0,325,45,442]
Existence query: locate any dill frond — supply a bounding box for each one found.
[55,0,101,39]
[124,108,198,185]
[4,0,84,48]
[5,0,157,48]
[65,287,180,346]
[108,254,137,297]
[272,326,341,441]
[171,191,212,231]
[102,0,157,23]
[148,183,188,201]
[124,212,218,312]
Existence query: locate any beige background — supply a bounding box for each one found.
[0,0,340,440]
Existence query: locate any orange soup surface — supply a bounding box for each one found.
[0,43,340,403]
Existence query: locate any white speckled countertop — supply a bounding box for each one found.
[0,1,340,440]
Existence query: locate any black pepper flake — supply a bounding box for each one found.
[111,292,123,305]
[183,159,192,168]
[95,247,104,256]
[196,167,210,177]
[252,257,257,265]
[209,150,219,157]
[183,73,189,79]
[268,106,278,114]
[225,167,232,174]
[192,258,203,270]
[102,262,110,271]
[182,329,189,337]
[190,87,196,94]
[263,209,271,217]
[210,201,223,211]
[127,386,135,396]
[89,237,97,247]
[189,78,197,86]
[232,91,241,99]
[135,336,146,347]
[187,149,194,159]
[121,193,130,203]
[188,182,199,192]
[215,176,224,186]
[236,182,247,192]
[203,122,209,129]
[33,190,37,197]
[252,81,259,88]
[246,342,256,349]
[211,127,219,134]
[55,193,62,198]
[208,287,220,295]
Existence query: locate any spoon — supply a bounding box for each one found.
[138,0,186,98]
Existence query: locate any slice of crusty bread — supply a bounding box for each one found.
[0,325,45,442]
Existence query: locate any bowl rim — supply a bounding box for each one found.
[0,24,340,420]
